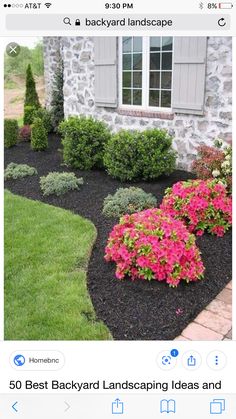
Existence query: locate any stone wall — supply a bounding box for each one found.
[43,36,232,170]
[43,36,62,108]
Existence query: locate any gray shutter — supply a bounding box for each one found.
[172,37,207,115]
[94,37,117,108]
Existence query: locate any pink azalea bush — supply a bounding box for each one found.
[160,179,232,237]
[105,209,205,287]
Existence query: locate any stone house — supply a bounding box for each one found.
[43,36,232,170]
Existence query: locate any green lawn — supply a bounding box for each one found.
[4,190,111,340]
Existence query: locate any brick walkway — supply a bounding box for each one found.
[175,281,232,341]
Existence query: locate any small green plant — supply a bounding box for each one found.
[104,128,176,181]
[24,64,40,108]
[31,117,48,151]
[4,162,37,180]
[59,116,111,170]
[23,105,37,125]
[40,172,84,196]
[4,119,18,148]
[33,107,53,133]
[103,187,157,218]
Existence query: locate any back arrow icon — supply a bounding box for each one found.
[12,402,18,412]
[64,401,70,412]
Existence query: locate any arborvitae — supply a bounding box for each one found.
[24,64,40,109]
[31,117,48,151]
[51,55,64,131]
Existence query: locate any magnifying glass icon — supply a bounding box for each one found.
[63,17,72,25]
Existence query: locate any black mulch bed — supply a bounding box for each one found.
[4,135,232,340]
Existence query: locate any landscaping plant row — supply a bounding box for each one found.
[4,62,232,290]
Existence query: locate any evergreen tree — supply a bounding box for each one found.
[51,55,64,131]
[24,64,40,108]
[31,117,48,151]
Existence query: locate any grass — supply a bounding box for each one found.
[4,78,18,89]
[17,116,24,127]
[4,190,112,340]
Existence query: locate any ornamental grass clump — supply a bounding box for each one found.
[4,163,37,180]
[160,179,232,237]
[102,187,157,218]
[40,172,83,196]
[105,208,205,287]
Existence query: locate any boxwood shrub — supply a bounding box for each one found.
[33,107,53,133]
[103,187,157,218]
[4,119,18,148]
[59,116,111,170]
[104,128,176,181]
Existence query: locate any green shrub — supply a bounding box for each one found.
[23,105,36,125]
[31,117,48,151]
[33,107,53,133]
[4,162,37,180]
[59,116,111,170]
[4,119,18,148]
[24,64,40,108]
[40,172,83,196]
[103,187,157,218]
[51,55,64,131]
[104,128,176,181]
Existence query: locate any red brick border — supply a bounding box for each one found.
[175,281,232,341]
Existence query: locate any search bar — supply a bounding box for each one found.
[5,14,231,31]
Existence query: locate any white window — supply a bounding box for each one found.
[120,36,173,110]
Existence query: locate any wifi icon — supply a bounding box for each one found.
[45,2,52,8]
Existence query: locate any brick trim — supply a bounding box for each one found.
[117,108,174,120]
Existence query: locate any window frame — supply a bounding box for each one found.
[119,36,174,112]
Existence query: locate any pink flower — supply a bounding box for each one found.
[160,179,232,237]
[105,208,205,287]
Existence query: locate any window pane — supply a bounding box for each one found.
[133,72,142,88]
[123,37,132,53]
[161,90,171,107]
[133,90,142,106]
[162,37,173,51]
[150,37,161,52]
[123,89,132,105]
[150,72,160,89]
[123,54,132,70]
[150,53,160,70]
[133,53,142,70]
[149,90,160,107]
[133,37,142,53]
[162,53,172,70]
[161,72,172,89]
[123,72,131,88]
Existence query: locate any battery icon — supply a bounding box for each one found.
[219,2,233,8]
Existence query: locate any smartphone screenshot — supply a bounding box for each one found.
[0,0,234,417]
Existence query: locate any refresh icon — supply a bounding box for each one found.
[218,17,227,27]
